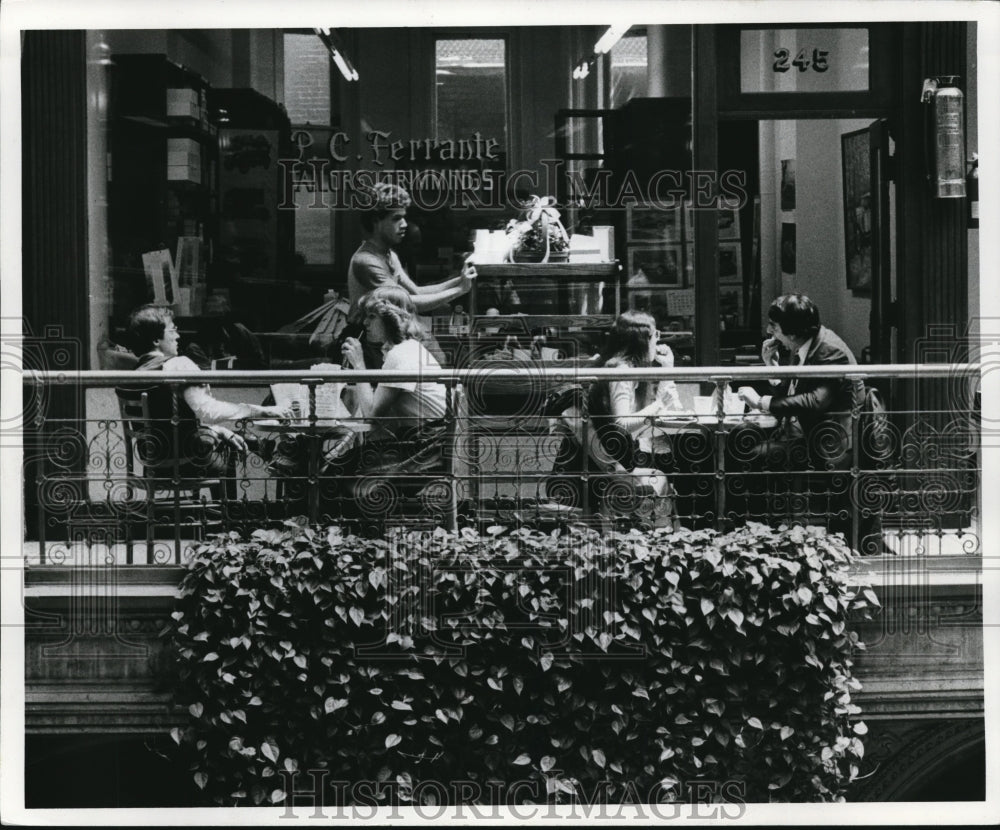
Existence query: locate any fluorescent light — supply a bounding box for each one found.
[331,50,355,82]
[594,24,631,54]
[314,27,360,82]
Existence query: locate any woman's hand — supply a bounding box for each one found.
[341,337,365,370]
[738,386,762,410]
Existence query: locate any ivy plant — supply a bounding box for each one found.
[163,520,878,805]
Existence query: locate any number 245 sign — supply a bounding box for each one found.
[773,47,829,73]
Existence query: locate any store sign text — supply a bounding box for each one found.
[291,129,502,166]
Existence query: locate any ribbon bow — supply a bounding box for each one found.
[523,194,561,223]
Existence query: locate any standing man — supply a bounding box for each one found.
[347,182,475,321]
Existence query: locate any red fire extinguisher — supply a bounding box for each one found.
[921,76,967,199]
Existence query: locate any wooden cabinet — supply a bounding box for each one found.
[108,54,218,327]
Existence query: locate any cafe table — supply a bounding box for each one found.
[251,417,374,518]
[641,410,780,529]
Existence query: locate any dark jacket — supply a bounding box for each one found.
[769,325,864,456]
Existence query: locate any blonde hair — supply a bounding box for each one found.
[359,286,424,344]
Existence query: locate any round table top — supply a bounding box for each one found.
[252,418,373,433]
[652,412,779,432]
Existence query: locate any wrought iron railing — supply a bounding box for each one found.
[21,363,981,564]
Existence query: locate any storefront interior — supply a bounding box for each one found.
[26,23,975,372]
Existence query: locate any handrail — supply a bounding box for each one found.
[20,363,984,387]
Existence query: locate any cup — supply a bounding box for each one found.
[693,396,714,416]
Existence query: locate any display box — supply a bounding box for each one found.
[166,87,200,119]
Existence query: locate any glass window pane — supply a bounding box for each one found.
[740,28,870,93]
[610,34,648,108]
[435,38,507,147]
[283,33,331,124]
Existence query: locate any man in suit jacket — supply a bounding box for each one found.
[739,293,864,468]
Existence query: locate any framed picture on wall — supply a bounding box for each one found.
[683,199,741,241]
[626,204,682,243]
[841,128,873,296]
[627,245,683,287]
[718,241,743,284]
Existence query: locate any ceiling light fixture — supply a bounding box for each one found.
[314,28,360,82]
[593,24,631,55]
[572,24,631,81]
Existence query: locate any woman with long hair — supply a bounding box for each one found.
[337,287,450,520]
[547,311,680,525]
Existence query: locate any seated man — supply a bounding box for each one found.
[737,293,864,536]
[738,293,864,469]
[125,304,289,477]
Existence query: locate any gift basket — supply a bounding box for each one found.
[503,195,571,264]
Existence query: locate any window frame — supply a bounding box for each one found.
[431,30,511,162]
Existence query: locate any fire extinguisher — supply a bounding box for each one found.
[921,76,967,198]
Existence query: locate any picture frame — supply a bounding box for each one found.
[718,241,743,284]
[627,245,684,288]
[841,127,873,295]
[682,198,741,241]
[626,204,682,243]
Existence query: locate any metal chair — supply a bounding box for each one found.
[115,387,231,561]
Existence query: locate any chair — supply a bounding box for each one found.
[115,387,231,561]
[210,355,237,370]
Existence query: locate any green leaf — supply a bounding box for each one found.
[780,726,795,741]
[385,734,402,748]
[271,789,286,804]
[324,697,348,714]
[261,740,279,763]
[391,700,413,711]
[540,755,556,772]
[349,607,364,627]
[591,748,606,769]
[188,702,204,719]
[539,653,554,672]
[700,598,715,616]
[193,771,208,790]
[202,652,219,662]
[512,753,531,765]
[747,717,764,730]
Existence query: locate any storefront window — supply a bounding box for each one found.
[283,32,334,265]
[610,33,648,107]
[435,38,508,147]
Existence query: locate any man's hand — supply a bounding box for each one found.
[340,337,366,370]
[761,337,781,367]
[212,425,248,454]
[251,403,293,419]
[459,260,477,293]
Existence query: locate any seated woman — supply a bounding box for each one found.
[125,304,289,477]
[548,311,680,523]
[337,287,450,506]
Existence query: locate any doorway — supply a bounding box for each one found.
[751,117,897,363]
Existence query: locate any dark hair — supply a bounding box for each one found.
[359,183,412,233]
[768,293,821,340]
[127,304,174,353]
[598,311,658,368]
[358,286,423,344]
